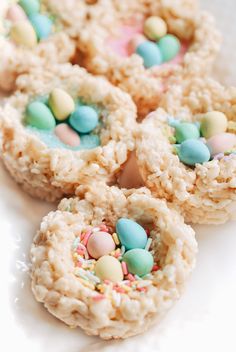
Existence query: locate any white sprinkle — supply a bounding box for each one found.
[120,246,125,255]
[84,271,100,284]
[145,238,152,251]
[137,280,152,288]
[73,237,80,248]
[92,227,100,233]
[111,291,121,307]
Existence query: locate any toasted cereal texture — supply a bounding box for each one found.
[0,0,76,92]
[136,77,236,224]
[77,0,221,117]
[0,64,137,202]
[30,184,197,339]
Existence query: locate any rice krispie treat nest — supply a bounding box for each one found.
[30,184,197,339]
[0,64,136,202]
[77,0,221,117]
[0,0,76,92]
[133,77,236,224]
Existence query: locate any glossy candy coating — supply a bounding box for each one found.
[123,248,154,277]
[116,218,147,250]
[69,106,99,133]
[87,232,116,259]
[136,41,162,68]
[25,101,56,130]
[177,139,211,166]
[49,88,75,121]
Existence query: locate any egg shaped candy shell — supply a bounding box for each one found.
[116,218,147,250]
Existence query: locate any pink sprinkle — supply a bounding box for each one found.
[100,224,109,232]
[146,228,150,237]
[127,273,135,282]
[114,249,121,258]
[77,249,84,256]
[82,230,92,246]
[104,280,111,285]
[137,287,147,292]
[121,262,128,275]
[93,294,105,302]
[152,265,160,272]
[115,287,126,293]
[76,261,82,267]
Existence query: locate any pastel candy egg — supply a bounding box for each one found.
[69,106,99,133]
[123,249,154,277]
[116,218,147,250]
[158,34,180,62]
[128,34,146,53]
[6,4,27,22]
[144,16,167,40]
[175,122,200,143]
[207,133,236,157]
[87,232,116,259]
[54,123,80,147]
[136,41,162,68]
[177,139,210,166]
[10,20,37,48]
[25,101,56,130]
[19,0,40,17]
[200,111,228,139]
[49,88,75,121]
[29,14,53,40]
[95,255,124,283]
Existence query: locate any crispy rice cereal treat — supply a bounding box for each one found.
[77,0,221,117]
[0,64,136,201]
[30,184,197,339]
[135,77,236,224]
[0,0,76,92]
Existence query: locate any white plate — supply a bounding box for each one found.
[1,1,236,351]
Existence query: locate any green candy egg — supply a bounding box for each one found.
[19,0,40,17]
[158,34,180,62]
[25,101,56,130]
[116,218,147,250]
[175,122,200,143]
[123,249,154,277]
[176,139,210,166]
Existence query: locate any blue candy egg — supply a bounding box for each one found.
[136,41,162,68]
[69,106,99,134]
[29,14,53,40]
[177,139,211,166]
[116,218,148,250]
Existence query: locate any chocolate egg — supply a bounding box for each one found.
[87,231,116,259]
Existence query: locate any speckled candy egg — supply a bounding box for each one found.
[177,139,211,166]
[95,255,123,283]
[207,133,236,157]
[116,218,147,250]
[144,16,167,40]
[123,248,154,277]
[49,88,75,121]
[87,232,116,259]
[200,111,228,139]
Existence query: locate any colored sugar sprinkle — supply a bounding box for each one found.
[145,237,152,251]
[112,232,120,245]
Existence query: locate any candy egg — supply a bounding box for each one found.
[116,218,147,250]
[177,139,210,166]
[174,122,200,143]
[29,14,53,40]
[87,232,116,259]
[6,4,27,22]
[128,34,146,53]
[123,248,154,277]
[49,88,75,121]
[136,41,162,68]
[144,16,167,41]
[10,20,37,48]
[207,133,236,157]
[69,106,99,133]
[158,34,180,62]
[95,255,124,283]
[55,123,80,147]
[25,101,56,130]
[200,111,228,139]
[19,0,40,17]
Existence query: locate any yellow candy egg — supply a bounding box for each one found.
[95,255,124,283]
[10,20,37,48]
[49,88,75,121]
[200,111,228,139]
[144,16,167,41]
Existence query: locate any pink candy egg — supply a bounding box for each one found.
[207,133,236,156]
[128,34,146,53]
[55,123,80,147]
[87,232,116,259]
[6,4,27,22]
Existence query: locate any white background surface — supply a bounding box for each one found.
[0,1,236,351]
